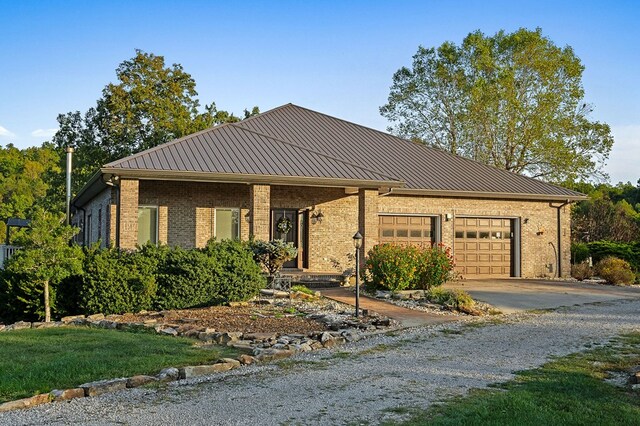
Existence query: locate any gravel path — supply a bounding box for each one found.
[3,299,640,426]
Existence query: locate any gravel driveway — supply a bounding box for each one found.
[2,299,639,426]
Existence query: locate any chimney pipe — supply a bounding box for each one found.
[65,147,74,225]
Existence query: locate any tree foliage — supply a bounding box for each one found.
[2,209,82,321]
[571,180,640,243]
[52,50,259,192]
[0,144,61,239]
[381,28,613,182]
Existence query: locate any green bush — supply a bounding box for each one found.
[365,244,421,292]
[250,239,298,280]
[77,246,159,315]
[587,241,640,272]
[427,287,475,312]
[594,257,635,285]
[291,285,315,295]
[415,243,456,293]
[571,242,590,264]
[571,262,592,281]
[365,243,455,293]
[201,239,266,304]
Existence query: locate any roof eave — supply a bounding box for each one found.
[100,168,405,190]
[389,188,587,202]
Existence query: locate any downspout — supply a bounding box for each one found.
[550,200,571,278]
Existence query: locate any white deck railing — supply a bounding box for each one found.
[0,245,19,269]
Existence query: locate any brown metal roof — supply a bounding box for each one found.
[236,104,585,199]
[105,123,401,186]
[101,103,585,200]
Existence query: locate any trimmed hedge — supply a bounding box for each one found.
[1,240,267,320]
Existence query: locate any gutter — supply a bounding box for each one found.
[550,200,572,277]
[388,188,587,202]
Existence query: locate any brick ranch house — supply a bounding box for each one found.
[71,103,586,279]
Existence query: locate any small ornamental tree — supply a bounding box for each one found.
[5,209,83,322]
[250,239,298,284]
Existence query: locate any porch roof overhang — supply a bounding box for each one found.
[72,168,405,209]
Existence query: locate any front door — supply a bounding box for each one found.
[272,209,298,268]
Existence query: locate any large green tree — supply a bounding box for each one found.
[381,28,613,182]
[52,50,258,192]
[0,144,61,239]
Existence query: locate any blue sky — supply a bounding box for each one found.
[1,0,638,183]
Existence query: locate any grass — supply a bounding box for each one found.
[0,326,237,403]
[386,332,640,425]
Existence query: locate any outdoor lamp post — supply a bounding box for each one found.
[352,231,363,318]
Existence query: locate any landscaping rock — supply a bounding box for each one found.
[80,378,127,397]
[6,321,31,331]
[238,354,257,365]
[218,358,241,368]
[229,342,254,351]
[245,332,277,341]
[61,315,84,323]
[157,367,179,382]
[159,327,178,336]
[213,331,242,344]
[0,325,5,332]
[32,322,57,329]
[98,320,117,329]
[87,313,105,321]
[228,301,249,307]
[182,329,201,338]
[179,363,236,379]
[126,375,157,388]
[0,393,51,412]
[259,289,289,298]
[143,319,157,326]
[51,388,85,402]
[255,348,295,362]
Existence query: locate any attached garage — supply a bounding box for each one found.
[453,217,520,278]
[378,215,440,247]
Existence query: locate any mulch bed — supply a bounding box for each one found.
[116,304,329,335]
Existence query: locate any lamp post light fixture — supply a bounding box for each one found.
[352,231,363,318]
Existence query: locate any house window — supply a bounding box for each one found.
[98,208,102,244]
[138,206,158,246]
[215,208,240,240]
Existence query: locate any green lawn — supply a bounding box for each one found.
[390,333,640,425]
[0,327,237,403]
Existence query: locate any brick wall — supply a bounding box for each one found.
[378,195,572,278]
[91,178,571,278]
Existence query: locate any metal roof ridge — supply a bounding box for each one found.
[229,122,403,183]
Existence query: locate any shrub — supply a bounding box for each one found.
[594,257,635,285]
[587,241,640,272]
[571,262,592,281]
[571,242,590,265]
[291,285,314,295]
[365,244,421,292]
[77,246,159,314]
[250,239,298,280]
[415,243,456,293]
[427,287,475,312]
[201,239,266,303]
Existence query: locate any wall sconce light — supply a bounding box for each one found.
[244,211,251,223]
[311,210,324,224]
[523,218,530,224]
[445,213,452,221]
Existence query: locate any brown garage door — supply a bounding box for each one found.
[379,215,434,247]
[454,217,513,277]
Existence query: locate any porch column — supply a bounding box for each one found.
[250,184,271,241]
[358,188,378,261]
[118,178,139,249]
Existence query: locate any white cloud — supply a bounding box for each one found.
[31,128,58,138]
[606,125,640,184]
[0,125,16,139]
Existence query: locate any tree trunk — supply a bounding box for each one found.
[44,279,50,323]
